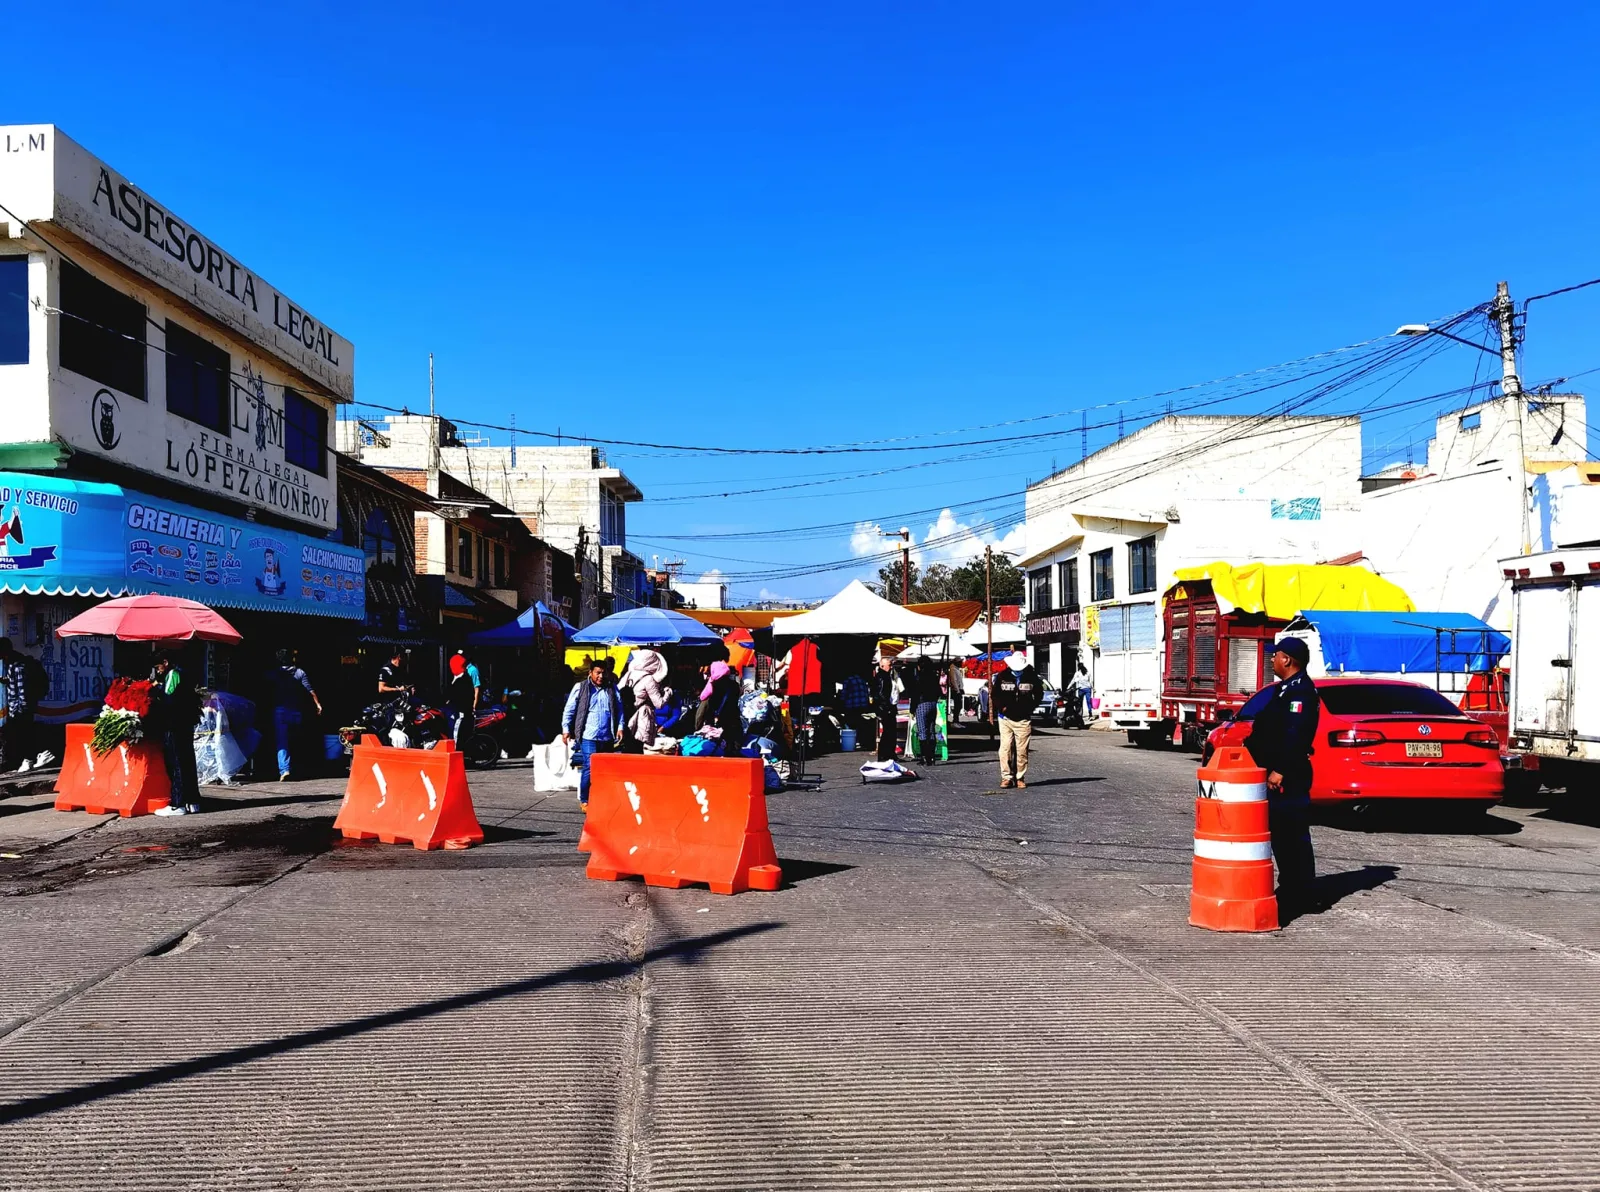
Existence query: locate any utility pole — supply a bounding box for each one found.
[661,558,684,608]
[985,543,993,667]
[881,527,912,604]
[1492,280,1532,555]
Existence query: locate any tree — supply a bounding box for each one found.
[873,558,919,604]
[933,553,1024,604]
[873,551,1024,605]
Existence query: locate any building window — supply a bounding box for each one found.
[1028,567,1052,613]
[1058,558,1079,610]
[457,528,473,578]
[283,389,328,476]
[478,536,489,584]
[362,508,397,572]
[1129,536,1157,594]
[1091,548,1114,601]
[164,320,231,434]
[443,523,455,573]
[601,489,625,547]
[60,260,146,399]
[494,542,507,588]
[1460,411,1482,431]
[0,257,26,366]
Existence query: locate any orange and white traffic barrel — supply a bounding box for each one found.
[1189,745,1278,932]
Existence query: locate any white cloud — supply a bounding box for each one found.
[907,509,1026,567]
[850,520,888,557]
[695,569,726,583]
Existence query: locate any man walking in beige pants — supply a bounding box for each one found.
[991,648,1041,789]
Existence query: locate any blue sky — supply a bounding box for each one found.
[7,3,1600,600]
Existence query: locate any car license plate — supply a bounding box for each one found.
[1405,741,1444,758]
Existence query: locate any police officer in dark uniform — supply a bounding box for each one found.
[1243,636,1320,913]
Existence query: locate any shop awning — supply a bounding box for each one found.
[0,472,366,620]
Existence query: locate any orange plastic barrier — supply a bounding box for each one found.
[334,735,484,850]
[580,753,782,894]
[1190,745,1279,932]
[54,722,172,817]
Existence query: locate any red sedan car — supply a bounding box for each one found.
[1204,677,1504,808]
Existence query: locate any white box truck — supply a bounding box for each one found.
[1093,599,1165,745]
[1505,547,1600,790]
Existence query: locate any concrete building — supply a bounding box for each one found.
[672,578,728,610]
[0,125,365,721]
[0,126,351,528]
[336,416,576,629]
[1019,415,1365,698]
[338,416,643,624]
[1360,392,1599,630]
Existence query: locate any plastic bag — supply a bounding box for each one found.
[194,698,250,786]
[860,759,917,783]
[533,740,579,792]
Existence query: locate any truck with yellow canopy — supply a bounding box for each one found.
[1154,561,1415,750]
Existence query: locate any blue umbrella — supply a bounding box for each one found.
[467,601,578,647]
[571,606,726,647]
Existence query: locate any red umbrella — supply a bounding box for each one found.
[55,594,243,644]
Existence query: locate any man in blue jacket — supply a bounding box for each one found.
[561,662,624,807]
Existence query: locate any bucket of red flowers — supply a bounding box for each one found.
[92,677,156,755]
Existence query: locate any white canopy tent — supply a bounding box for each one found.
[771,580,954,639]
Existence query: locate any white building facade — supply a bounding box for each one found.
[1020,415,1365,713]
[1361,392,1597,630]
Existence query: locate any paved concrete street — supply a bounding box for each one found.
[1,728,1597,1191]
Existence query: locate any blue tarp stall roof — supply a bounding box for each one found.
[1289,611,1511,674]
[467,601,578,647]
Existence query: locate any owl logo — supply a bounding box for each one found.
[92,390,120,451]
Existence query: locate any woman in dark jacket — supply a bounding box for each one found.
[695,661,745,752]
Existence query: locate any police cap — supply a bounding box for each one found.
[1271,636,1311,665]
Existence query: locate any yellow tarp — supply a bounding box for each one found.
[1170,562,1415,619]
[564,644,632,674]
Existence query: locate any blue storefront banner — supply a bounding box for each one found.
[0,472,365,620]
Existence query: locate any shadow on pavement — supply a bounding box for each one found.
[1012,776,1107,788]
[0,921,781,1125]
[480,823,555,843]
[776,857,854,887]
[196,791,345,814]
[1318,804,1522,836]
[1315,863,1399,908]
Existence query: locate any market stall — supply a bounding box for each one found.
[771,581,956,766]
[53,595,245,815]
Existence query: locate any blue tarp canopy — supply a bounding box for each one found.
[571,606,725,647]
[467,601,577,647]
[1291,611,1510,673]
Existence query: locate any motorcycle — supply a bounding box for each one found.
[1057,688,1090,730]
[341,692,449,756]
[459,689,547,770]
